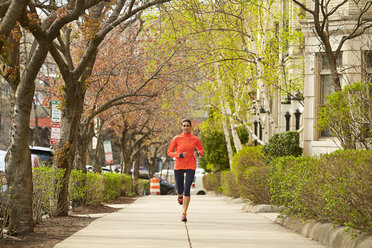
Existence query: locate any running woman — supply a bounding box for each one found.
[167,119,204,222]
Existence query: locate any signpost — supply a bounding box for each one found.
[51,100,62,123]
[50,123,61,145]
[103,140,113,165]
[50,100,62,146]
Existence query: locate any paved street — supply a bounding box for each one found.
[55,195,325,248]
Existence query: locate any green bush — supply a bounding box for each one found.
[269,156,322,216]
[119,174,132,196]
[69,171,132,204]
[102,173,122,201]
[33,167,65,222]
[262,131,303,159]
[317,81,372,149]
[320,150,372,233]
[220,170,239,198]
[270,150,372,234]
[231,146,270,204]
[84,172,104,205]
[202,172,221,192]
[199,128,230,172]
[69,170,89,206]
[243,166,271,204]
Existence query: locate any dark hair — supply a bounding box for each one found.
[181,119,192,126]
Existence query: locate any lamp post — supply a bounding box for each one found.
[294,109,301,130]
[291,92,304,130]
[281,94,292,132]
[284,112,291,131]
[253,120,258,146]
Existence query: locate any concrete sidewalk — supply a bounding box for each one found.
[55,195,325,248]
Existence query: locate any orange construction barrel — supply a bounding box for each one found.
[150,177,160,195]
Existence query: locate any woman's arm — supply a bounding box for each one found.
[167,138,178,158]
[195,138,204,156]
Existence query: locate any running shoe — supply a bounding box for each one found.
[178,195,183,205]
[181,213,187,222]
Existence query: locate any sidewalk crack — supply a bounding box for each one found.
[184,222,192,248]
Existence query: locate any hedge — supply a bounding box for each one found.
[33,167,64,221]
[220,170,239,198]
[69,171,133,204]
[270,150,372,234]
[203,172,221,192]
[262,131,303,159]
[231,146,270,204]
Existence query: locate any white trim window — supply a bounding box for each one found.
[319,53,342,137]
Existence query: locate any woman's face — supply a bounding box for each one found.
[182,121,191,134]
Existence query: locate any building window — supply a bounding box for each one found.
[319,53,342,137]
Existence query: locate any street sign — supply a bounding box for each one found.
[50,123,61,145]
[103,140,113,164]
[51,100,62,123]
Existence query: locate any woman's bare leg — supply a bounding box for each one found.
[183,196,191,214]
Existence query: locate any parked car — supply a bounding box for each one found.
[157,177,176,195]
[86,165,112,173]
[156,169,175,184]
[29,146,54,166]
[191,168,207,195]
[131,167,150,179]
[101,166,112,173]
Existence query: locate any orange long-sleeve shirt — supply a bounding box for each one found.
[167,133,204,170]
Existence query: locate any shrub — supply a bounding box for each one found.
[119,174,132,196]
[69,169,89,206]
[220,170,239,198]
[262,131,303,159]
[317,81,372,149]
[270,150,372,234]
[33,167,65,221]
[199,128,230,172]
[231,146,270,204]
[269,156,322,217]
[202,172,221,192]
[102,173,122,201]
[69,171,132,204]
[84,172,104,205]
[242,166,271,204]
[320,150,372,233]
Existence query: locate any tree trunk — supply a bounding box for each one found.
[54,85,84,216]
[75,130,90,172]
[235,113,265,146]
[221,115,234,169]
[148,147,158,178]
[5,34,50,234]
[0,0,30,52]
[122,132,132,175]
[93,133,103,173]
[225,103,243,151]
[32,103,41,146]
[132,153,140,195]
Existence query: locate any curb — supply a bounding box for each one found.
[219,195,282,213]
[275,215,372,248]
[243,204,282,213]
